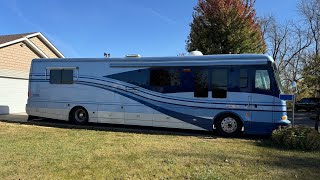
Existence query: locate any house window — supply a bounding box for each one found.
[50,69,74,84]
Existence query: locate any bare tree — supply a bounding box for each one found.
[298,0,320,96]
[299,0,320,56]
[261,15,311,92]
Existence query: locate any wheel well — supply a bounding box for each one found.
[68,106,88,121]
[213,112,244,127]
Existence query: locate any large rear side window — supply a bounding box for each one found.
[50,69,74,84]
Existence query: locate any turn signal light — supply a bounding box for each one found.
[282,115,287,120]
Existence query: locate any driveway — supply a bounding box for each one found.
[0,113,28,123]
[287,111,317,128]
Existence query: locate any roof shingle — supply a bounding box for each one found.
[0,32,37,45]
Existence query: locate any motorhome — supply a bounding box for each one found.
[26,53,290,136]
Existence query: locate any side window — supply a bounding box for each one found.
[61,70,74,84]
[150,69,181,93]
[180,69,194,92]
[50,70,61,84]
[50,69,74,84]
[255,70,270,91]
[108,69,149,87]
[194,69,208,97]
[240,69,248,89]
[212,69,228,98]
[150,69,171,86]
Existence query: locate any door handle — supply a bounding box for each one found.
[254,104,258,108]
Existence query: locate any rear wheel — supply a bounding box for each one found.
[71,107,88,125]
[215,114,242,137]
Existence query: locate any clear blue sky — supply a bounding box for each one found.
[0,0,300,58]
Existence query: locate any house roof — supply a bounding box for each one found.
[0,32,36,44]
[0,32,65,58]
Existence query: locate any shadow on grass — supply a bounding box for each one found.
[0,116,272,140]
[0,117,220,139]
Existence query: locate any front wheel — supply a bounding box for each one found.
[71,107,89,125]
[215,114,242,137]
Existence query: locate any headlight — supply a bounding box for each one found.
[282,115,288,120]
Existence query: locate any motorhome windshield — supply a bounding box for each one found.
[272,63,284,93]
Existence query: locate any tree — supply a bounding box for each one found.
[302,54,320,96]
[261,15,311,93]
[186,0,266,55]
[298,0,320,96]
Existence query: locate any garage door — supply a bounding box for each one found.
[0,77,28,114]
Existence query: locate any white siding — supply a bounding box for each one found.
[0,77,28,114]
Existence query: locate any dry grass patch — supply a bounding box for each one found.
[0,122,319,179]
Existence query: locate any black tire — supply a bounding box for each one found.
[70,107,89,125]
[215,114,242,137]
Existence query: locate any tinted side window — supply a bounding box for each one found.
[240,69,248,89]
[109,69,149,87]
[150,69,181,86]
[150,69,181,93]
[150,69,171,86]
[180,70,194,92]
[194,69,208,97]
[212,69,228,98]
[50,69,73,84]
[61,70,74,84]
[255,70,270,91]
[50,70,61,84]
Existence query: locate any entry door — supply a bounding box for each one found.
[250,69,274,133]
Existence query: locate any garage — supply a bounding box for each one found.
[0,32,64,114]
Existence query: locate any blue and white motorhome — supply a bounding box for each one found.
[26,53,291,136]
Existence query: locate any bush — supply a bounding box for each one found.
[272,126,320,151]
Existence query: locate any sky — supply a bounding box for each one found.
[0,0,301,58]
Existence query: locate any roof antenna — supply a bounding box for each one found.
[104,52,110,58]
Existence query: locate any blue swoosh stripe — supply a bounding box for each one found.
[30,74,285,107]
[29,79,286,113]
[76,81,213,130]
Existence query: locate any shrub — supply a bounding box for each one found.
[272,126,320,151]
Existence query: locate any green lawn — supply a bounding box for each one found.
[0,122,319,179]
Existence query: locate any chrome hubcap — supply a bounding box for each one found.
[221,117,237,133]
[75,109,87,122]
